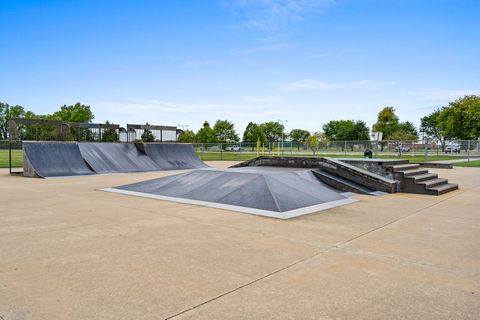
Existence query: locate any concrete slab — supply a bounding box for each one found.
[0,164,479,319]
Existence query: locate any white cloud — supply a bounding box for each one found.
[418,89,480,102]
[243,95,280,104]
[184,59,231,68]
[227,0,333,32]
[233,43,290,56]
[96,99,233,115]
[279,79,336,91]
[310,52,330,59]
[260,109,287,117]
[384,88,480,104]
[278,79,394,91]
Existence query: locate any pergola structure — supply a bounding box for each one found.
[8,118,120,142]
[126,123,177,142]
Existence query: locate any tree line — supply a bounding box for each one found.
[2,95,479,146]
[179,95,480,149]
[0,102,121,141]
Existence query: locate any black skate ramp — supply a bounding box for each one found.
[103,167,356,219]
[78,142,161,174]
[144,143,208,170]
[23,142,95,178]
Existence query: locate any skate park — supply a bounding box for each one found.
[2,137,480,319]
[20,140,459,219]
[1,145,479,319]
[2,1,480,318]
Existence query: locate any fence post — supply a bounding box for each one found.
[344,141,347,155]
[468,140,471,166]
[424,137,428,162]
[9,140,12,175]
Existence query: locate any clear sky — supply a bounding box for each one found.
[1,0,479,134]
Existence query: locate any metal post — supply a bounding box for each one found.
[278,119,287,155]
[424,136,428,162]
[468,140,471,166]
[9,140,12,175]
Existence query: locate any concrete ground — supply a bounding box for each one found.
[0,161,479,320]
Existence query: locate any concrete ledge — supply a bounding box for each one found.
[416,162,453,169]
[231,156,326,168]
[321,158,398,193]
[232,156,399,193]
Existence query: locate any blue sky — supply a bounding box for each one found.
[1,0,479,134]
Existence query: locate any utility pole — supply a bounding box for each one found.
[277,119,288,156]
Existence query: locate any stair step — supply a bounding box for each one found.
[427,183,459,195]
[381,160,410,167]
[418,178,448,188]
[410,173,438,182]
[391,164,420,171]
[399,168,429,176]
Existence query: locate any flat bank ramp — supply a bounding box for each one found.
[23,142,95,178]
[144,143,207,170]
[78,143,160,173]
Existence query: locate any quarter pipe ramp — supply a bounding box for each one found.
[78,143,161,174]
[23,142,95,177]
[144,143,208,170]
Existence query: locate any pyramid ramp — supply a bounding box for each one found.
[102,168,356,219]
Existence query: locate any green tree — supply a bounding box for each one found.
[260,121,284,142]
[213,119,239,143]
[389,129,417,141]
[372,107,399,140]
[372,107,419,150]
[438,95,480,140]
[196,121,217,143]
[420,109,448,150]
[242,122,266,149]
[53,102,94,123]
[289,129,310,150]
[322,120,370,141]
[396,121,418,140]
[305,132,327,155]
[102,121,118,142]
[177,129,196,143]
[141,123,155,142]
[0,102,26,139]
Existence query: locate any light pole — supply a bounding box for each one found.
[278,119,288,155]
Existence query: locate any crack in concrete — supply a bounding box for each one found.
[164,190,465,319]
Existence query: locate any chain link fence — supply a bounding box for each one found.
[193,140,480,164]
[1,139,479,170]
